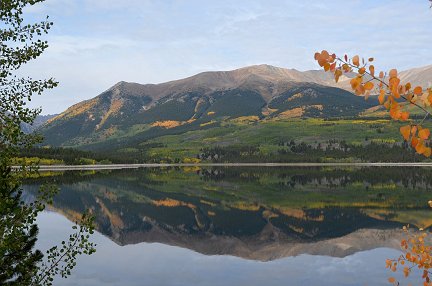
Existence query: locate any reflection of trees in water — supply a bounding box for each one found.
[26,167,432,190]
[22,166,432,255]
[196,167,432,190]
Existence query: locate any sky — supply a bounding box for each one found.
[18,0,432,114]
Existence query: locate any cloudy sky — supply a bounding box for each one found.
[20,0,432,114]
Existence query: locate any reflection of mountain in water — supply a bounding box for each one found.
[25,167,432,261]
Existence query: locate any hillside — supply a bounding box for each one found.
[36,63,432,163]
[21,114,57,134]
[40,65,375,148]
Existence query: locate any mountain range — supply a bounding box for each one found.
[38,64,432,155]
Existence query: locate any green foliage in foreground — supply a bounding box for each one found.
[0,1,96,285]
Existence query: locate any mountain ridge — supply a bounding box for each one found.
[40,63,431,151]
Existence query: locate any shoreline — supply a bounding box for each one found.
[18,162,432,171]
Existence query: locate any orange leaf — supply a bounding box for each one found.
[405,82,412,90]
[390,110,401,120]
[414,86,423,95]
[350,77,362,90]
[378,89,386,104]
[411,137,419,148]
[384,100,391,110]
[369,65,375,77]
[321,50,329,59]
[386,259,392,268]
[416,142,427,154]
[355,84,365,96]
[400,111,409,121]
[352,55,360,67]
[364,82,374,91]
[334,69,342,83]
[400,125,411,141]
[342,63,351,73]
[388,277,396,283]
[419,128,430,140]
[389,77,400,88]
[318,58,327,67]
[403,267,410,277]
[389,69,398,78]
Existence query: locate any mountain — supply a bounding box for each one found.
[40,64,376,149]
[399,64,432,88]
[21,114,57,134]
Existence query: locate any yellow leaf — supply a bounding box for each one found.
[424,147,432,158]
[400,125,411,141]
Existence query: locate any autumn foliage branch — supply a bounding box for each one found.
[314,50,432,157]
[386,225,432,286]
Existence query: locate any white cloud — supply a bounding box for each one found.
[16,0,432,114]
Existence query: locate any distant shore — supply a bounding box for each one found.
[20,162,432,171]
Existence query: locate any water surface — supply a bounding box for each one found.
[28,166,432,285]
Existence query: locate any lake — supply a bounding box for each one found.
[24,166,432,285]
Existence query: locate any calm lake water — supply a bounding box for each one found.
[25,166,432,285]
